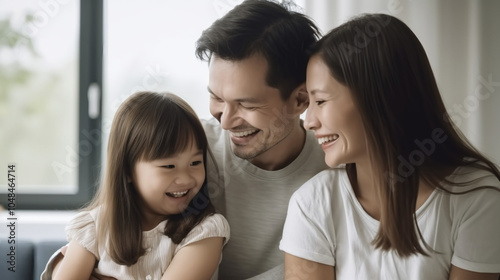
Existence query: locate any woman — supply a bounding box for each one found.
[280,14,500,279]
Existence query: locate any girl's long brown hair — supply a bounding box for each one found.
[311,14,500,257]
[85,91,216,266]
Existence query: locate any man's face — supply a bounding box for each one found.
[208,54,298,169]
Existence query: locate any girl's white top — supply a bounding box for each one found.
[67,209,229,280]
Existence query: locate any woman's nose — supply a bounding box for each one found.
[304,107,319,130]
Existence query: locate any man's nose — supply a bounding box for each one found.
[219,104,238,130]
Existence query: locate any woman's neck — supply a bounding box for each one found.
[349,161,381,220]
[349,160,436,221]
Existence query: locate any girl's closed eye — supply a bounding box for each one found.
[162,164,175,169]
[315,100,326,106]
[191,160,203,166]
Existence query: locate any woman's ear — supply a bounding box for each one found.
[291,82,309,115]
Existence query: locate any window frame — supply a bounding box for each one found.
[0,0,103,210]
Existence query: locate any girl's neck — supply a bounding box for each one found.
[141,213,168,231]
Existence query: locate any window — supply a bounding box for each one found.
[102,0,230,166]
[0,0,102,209]
[1,0,309,210]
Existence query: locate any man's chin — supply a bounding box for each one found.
[231,144,259,160]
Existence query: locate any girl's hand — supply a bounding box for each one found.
[90,272,117,280]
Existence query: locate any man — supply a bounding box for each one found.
[43,1,326,279]
[196,1,326,279]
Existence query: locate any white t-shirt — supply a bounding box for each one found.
[66,209,229,280]
[202,118,328,279]
[280,166,500,279]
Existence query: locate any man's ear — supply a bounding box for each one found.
[290,82,309,115]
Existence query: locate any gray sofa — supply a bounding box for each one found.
[1,240,66,280]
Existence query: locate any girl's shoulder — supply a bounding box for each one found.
[65,208,101,258]
[67,208,99,231]
[175,213,230,252]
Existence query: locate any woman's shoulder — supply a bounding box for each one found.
[443,163,500,193]
[441,164,500,214]
[291,167,348,205]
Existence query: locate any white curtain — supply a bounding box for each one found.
[301,0,500,165]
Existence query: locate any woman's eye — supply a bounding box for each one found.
[316,100,325,106]
[191,161,203,166]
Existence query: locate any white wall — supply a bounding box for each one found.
[0,210,73,243]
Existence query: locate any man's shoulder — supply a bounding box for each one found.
[201,118,225,147]
[201,118,221,135]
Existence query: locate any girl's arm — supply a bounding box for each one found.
[53,240,96,280]
[161,237,224,280]
[449,265,499,280]
[284,253,335,280]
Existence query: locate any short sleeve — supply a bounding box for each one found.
[175,213,230,253]
[66,210,99,259]
[279,190,336,266]
[451,186,500,273]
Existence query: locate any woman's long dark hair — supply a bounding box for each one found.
[87,91,216,266]
[311,14,500,257]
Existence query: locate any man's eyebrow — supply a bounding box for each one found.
[206,86,263,103]
[207,87,223,100]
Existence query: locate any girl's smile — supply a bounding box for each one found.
[133,143,205,227]
[165,189,190,198]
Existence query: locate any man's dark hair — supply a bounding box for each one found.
[196,0,320,100]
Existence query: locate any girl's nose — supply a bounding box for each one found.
[175,170,195,185]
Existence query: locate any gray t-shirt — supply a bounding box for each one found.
[202,118,328,280]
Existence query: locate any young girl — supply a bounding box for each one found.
[280,14,500,279]
[52,91,230,280]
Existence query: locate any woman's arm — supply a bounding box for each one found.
[449,265,499,280]
[284,253,335,280]
[53,240,96,280]
[161,237,224,280]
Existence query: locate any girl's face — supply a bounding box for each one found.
[132,143,205,228]
[304,55,367,168]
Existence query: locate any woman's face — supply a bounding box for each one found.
[304,55,367,168]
